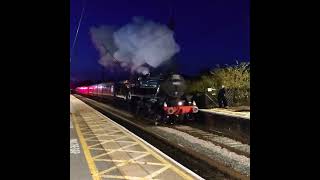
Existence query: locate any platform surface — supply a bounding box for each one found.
[70,95,203,180]
[200,108,250,120]
[70,114,93,180]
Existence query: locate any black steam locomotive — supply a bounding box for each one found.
[75,73,198,125]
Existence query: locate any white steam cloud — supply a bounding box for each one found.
[90,17,180,75]
[90,26,118,69]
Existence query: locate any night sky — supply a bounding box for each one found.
[70,0,250,81]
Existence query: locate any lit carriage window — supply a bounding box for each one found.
[111,85,114,93]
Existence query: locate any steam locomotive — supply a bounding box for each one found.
[75,73,198,125]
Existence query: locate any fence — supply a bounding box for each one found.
[192,88,250,108]
[225,88,250,107]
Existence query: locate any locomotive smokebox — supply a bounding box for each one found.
[161,74,186,98]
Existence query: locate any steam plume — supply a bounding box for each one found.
[90,17,180,75]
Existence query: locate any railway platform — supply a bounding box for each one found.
[199,108,250,120]
[70,95,203,180]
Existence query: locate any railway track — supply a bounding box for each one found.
[74,94,250,180]
[84,95,250,158]
[172,125,250,158]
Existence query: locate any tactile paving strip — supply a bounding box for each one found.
[71,95,201,180]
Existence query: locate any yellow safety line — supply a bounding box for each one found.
[101,149,147,154]
[89,147,105,150]
[88,102,195,179]
[93,142,139,159]
[85,134,108,140]
[98,153,151,175]
[86,140,102,142]
[72,96,196,179]
[72,113,101,180]
[94,159,166,166]
[100,174,160,180]
[144,165,171,179]
[88,136,128,148]
[95,112,195,180]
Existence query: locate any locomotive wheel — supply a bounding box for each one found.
[135,100,144,115]
[135,105,140,115]
[163,115,170,124]
[134,101,140,115]
[126,91,132,102]
[154,114,162,126]
[186,114,195,121]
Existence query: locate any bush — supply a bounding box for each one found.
[186,62,250,106]
[210,62,250,90]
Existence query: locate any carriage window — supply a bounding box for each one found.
[111,85,114,93]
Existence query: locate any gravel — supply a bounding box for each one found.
[174,125,250,154]
[149,126,250,176]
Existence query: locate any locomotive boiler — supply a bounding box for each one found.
[128,73,199,125]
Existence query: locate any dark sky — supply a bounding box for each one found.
[70,0,250,81]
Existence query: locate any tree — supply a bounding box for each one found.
[186,61,250,106]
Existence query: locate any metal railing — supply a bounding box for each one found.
[192,88,250,108]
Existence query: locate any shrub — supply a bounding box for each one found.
[186,61,250,106]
